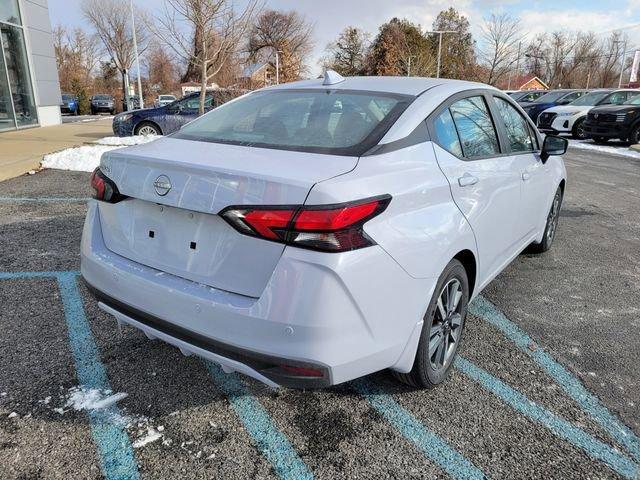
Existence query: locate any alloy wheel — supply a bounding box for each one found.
[138,125,158,136]
[429,278,463,372]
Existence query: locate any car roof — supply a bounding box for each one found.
[261,76,495,97]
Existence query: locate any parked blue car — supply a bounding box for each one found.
[519,89,589,122]
[60,93,79,115]
[112,89,245,136]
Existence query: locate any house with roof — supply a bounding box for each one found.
[238,62,276,89]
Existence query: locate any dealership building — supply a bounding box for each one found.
[1,0,61,132]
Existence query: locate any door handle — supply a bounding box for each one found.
[458,173,479,187]
[522,172,531,181]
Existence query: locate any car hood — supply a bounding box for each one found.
[543,105,593,115]
[521,101,554,109]
[589,104,639,114]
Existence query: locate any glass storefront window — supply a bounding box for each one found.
[1,23,37,128]
[0,0,21,26]
[0,39,15,132]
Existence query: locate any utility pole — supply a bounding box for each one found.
[425,30,458,78]
[130,0,143,109]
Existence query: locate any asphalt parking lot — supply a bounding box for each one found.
[0,147,639,479]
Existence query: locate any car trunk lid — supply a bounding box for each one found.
[96,137,358,297]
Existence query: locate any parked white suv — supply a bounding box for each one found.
[81,72,567,389]
[538,89,639,139]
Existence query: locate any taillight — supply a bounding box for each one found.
[220,195,390,252]
[90,167,124,203]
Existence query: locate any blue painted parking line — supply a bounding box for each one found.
[205,362,314,480]
[470,295,640,463]
[0,196,90,203]
[57,272,140,480]
[352,378,487,480]
[456,357,639,479]
[0,270,139,480]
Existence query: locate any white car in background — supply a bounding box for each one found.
[154,94,177,108]
[81,72,567,389]
[537,89,639,139]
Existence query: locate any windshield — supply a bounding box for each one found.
[173,89,413,156]
[629,95,640,105]
[534,91,567,103]
[569,91,610,106]
[94,95,111,100]
[160,95,175,100]
[62,94,73,101]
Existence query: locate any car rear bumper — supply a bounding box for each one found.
[80,201,433,388]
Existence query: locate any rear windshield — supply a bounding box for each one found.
[569,91,610,106]
[172,89,414,156]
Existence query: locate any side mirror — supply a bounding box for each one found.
[541,135,568,162]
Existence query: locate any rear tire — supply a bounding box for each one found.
[527,186,563,254]
[393,259,469,389]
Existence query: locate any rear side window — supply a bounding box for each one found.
[494,97,535,153]
[449,96,500,158]
[173,89,413,156]
[433,109,463,156]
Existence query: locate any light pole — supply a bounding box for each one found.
[614,40,628,88]
[130,0,143,108]
[424,30,458,78]
[525,52,546,85]
[274,49,284,85]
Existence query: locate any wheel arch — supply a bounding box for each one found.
[453,249,477,298]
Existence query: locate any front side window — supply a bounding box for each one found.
[173,89,413,156]
[560,91,583,103]
[495,98,534,153]
[449,96,500,158]
[179,95,213,110]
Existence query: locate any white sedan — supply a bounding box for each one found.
[81,71,567,389]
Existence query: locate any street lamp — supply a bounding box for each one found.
[424,30,458,78]
[525,52,546,85]
[614,39,628,88]
[274,49,284,85]
[130,0,143,109]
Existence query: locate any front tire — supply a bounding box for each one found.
[134,121,161,136]
[393,259,469,389]
[628,124,640,145]
[528,186,562,254]
[572,118,586,140]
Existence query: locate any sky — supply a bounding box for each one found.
[48,0,640,76]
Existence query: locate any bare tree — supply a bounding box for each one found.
[247,10,314,83]
[82,0,148,102]
[321,27,369,76]
[152,0,259,114]
[481,13,521,85]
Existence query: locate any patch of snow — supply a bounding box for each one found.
[132,427,163,448]
[66,388,128,412]
[569,140,640,159]
[0,392,6,397]
[41,135,159,172]
[93,135,161,146]
[8,412,18,418]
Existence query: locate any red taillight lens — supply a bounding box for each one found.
[221,195,390,252]
[90,167,125,203]
[90,168,106,200]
